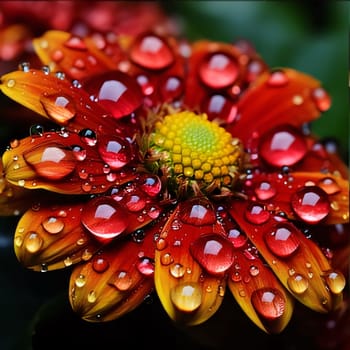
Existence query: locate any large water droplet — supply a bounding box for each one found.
[251,288,285,320]
[199,52,238,89]
[81,197,128,240]
[325,270,346,294]
[82,71,143,118]
[287,273,309,294]
[179,198,216,226]
[23,145,77,180]
[291,186,330,223]
[24,231,43,253]
[42,216,65,234]
[264,223,300,258]
[245,203,270,224]
[40,93,76,124]
[130,34,174,70]
[259,126,307,167]
[98,136,132,170]
[190,234,234,274]
[170,282,202,312]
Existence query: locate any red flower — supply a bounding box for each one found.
[0,23,348,338]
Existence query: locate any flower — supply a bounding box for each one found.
[0,19,348,338]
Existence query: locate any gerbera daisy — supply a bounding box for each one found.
[0,16,348,341]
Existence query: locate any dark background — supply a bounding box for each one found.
[0,1,348,349]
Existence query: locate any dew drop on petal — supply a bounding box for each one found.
[325,271,346,294]
[264,223,300,258]
[92,256,110,273]
[130,34,174,70]
[227,228,247,248]
[156,238,167,251]
[170,282,202,312]
[179,199,216,226]
[199,52,239,89]
[254,181,277,200]
[287,273,309,294]
[291,186,330,224]
[160,252,173,266]
[160,76,184,102]
[190,234,234,274]
[251,288,285,320]
[139,174,162,197]
[267,70,289,87]
[124,194,146,212]
[169,263,186,278]
[64,35,87,50]
[137,257,154,276]
[81,197,128,240]
[259,126,307,167]
[317,177,341,195]
[42,216,65,234]
[40,94,76,124]
[75,274,86,287]
[29,124,44,137]
[71,145,87,161]
[311,87,331,112]
[201,94,238,124]
[110,270,133,291]
[98,136,132,170]
[79,129,97,146]
[24,232,43,253]
[87,290,97,303]
[245,203,270,225]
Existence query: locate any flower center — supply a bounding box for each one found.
[148,111,243,196]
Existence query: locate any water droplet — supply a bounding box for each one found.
[42,216,64,234]
[249,265,260,276]
[97,136,132,170]
[179,198,216,226]
[137,257,154,276]
[230,271,242,282]
[267,70,289,87]
[317,177,341,195]
[160,76,183,102]
[169,263,186,278]
[82,249,93,261]
[64,35,87,50]
[325,271,346,294]
[160,252,173,266]
[23,145,77,180]
[51,49,64,62]
[227,228,247,248]
[64,257,73,266]
[199,52,238,89]
[14,235,23,247]
[6,79,15,88]
[24,232,43,253]
[287,273,309,294]
[156,238,167,251]
[110,271,132,291]
[139,174,162,197]
[312,87,331,112]
[245,203,270,224]
[251,288,285,320]
[40,263,48,272]
[29,124,44,136]
[259,126,307,167]
[254,181,277,200]
[82,71,143,118]
[87,290,97,303]
[75,274,86,287]
[130,34,174,70]
[81,197,128,240]
[40,93,76,124]
[190,234,234,274]
[170,282,202,312]
[291,186,330,223]
[79,129,97,146]
[264,223,300,258]
[71,145,87,161]
[92,256,110,273]
[201,94,238,124]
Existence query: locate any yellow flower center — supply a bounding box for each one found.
[148,111,243,195]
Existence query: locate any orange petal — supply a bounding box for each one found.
[228,200,346,313]
[0,68,116,132]
[69,219,157,322]
[14,202,101,271]
[2,131,137,194]
[155,197,227,325]
[32,30,120,80]
[242,171,349,225]
[227,251,294,333]
[229,68,327,144]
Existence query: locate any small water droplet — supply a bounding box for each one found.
[24,232,43,253]
[249,265,260,276]
[160,252,173,266]
[317,177,341,195]
[325,270,346,294]
[169,263,186,278]
[312,87,331,112]
[64,256,73,266]
[287,273,309,294]
[254,181,277,200]
[179,198,216,226]
[251,288,286,320]
[42,216,64,234]
[92,256,110,273]
[110,271,132,291]
[87,290,97,303]
[79,129,97,146]
[170,282,202,312]
[245,203,270,224]
[267,70,289,87]
[137,257,154,276]
[75,274,86,287]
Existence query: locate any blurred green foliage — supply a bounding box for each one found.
[166,1,349,159]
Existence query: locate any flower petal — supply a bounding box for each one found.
[69,220,157,322]
[32,30,120,80]
[228,68,327,144]
[2,131,137,194]
[228,200,346,313]
[14,202,101,271]
[155,197,227,325]
[242,171,349,225]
